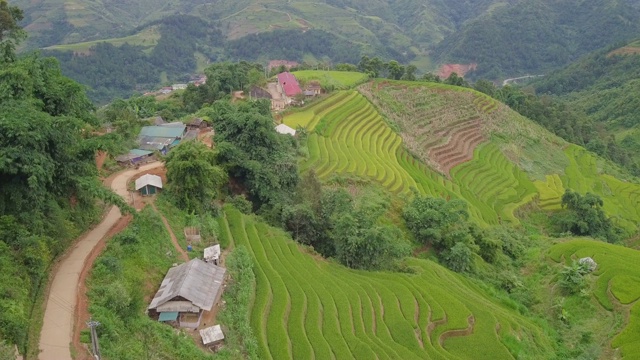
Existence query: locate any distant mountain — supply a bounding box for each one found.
[14,0,502,59]
[433,0,640,80]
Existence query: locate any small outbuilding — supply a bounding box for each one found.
[135,174,163,196]
[275,123,296,136]
[204,244,221,265]
[184,227,201,243]
[200,325,225,349]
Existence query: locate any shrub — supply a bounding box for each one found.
[442,242,475,273]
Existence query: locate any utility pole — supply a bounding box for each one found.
[87,318,101,360]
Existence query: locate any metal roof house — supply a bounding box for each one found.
[135,174,163,196]
[115,149,153,165]
[148,259,226,329]
[275,123,296,136]
[277,72,302,99]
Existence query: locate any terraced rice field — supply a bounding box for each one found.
[450,144,537,224]
[220,206,557,360]
[359,81,500,175]
[536,145,640,232]
[295,90,537,225]
[550,240,640,358]
[291,82,640,229]
[292,70,370,89]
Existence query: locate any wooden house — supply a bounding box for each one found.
[148,259,226,329]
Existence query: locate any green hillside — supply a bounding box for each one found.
[550,239,640,358]
[434,0,640,79]
[531,41,640,173]
[219,206,558,359]
[283,80,640,233]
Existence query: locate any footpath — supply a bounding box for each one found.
[38,162,162,360]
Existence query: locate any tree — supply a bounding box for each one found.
[555,189,621,242]
[387,60,405,80]
[559,260,592,295]
[444,72,468,87]
[403,195,469,250]
[164,141,226,213]
[401,65,417,81]
[0,0,25,62]
[442,242,474,273]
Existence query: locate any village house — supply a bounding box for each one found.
[148,259,226,329]
[115,149,153,166]
[277,72,302,104]
[304,81,322,96]
[138,124,186,149]
[135,174,163,196]
[187,118,208,130]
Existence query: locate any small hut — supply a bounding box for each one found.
[204,244,221,265]
[275,123,296,136]
[184,227,201,243]
[200,325,225,349]
[135,174,163,196]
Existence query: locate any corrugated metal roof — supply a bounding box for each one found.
[204,245,221,262]
[156,301,200,313]
[275,124,296,136]
[277,72,302,97]
[140,125,186,139]
[135,174,163,190]
[148,259,226,312]
[200,325,224,345]
[130,149,153,156]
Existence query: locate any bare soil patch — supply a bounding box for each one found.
[437,63,478,79]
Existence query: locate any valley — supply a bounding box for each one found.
[3,1,640,359]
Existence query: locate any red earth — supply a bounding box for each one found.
[437,63,478,79]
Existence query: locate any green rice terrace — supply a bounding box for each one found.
[283,80,640,231]
[219,206,557,360]
[550,240,640,358]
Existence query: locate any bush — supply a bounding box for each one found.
[442,242,475,273]
[559,260,592,295]
[229,195,252,215]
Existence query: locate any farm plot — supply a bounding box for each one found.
[221,206,557,360]
[450,143,537,225]
[283,91,357,130]
[359,81,495,175]
[300,90,537,226]
[292,70,370,89]
[549,240,640,358]
[558,145,640,233]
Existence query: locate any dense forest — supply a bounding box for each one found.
[0,1,128,355]
[434,0,640,79]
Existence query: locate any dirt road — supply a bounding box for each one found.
[38,162,163,360]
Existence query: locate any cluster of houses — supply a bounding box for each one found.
[144,75,207,96]
[244,71,322,111]
[116,117,208,167]
[147,238,226,349]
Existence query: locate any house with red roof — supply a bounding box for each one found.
[277,72,302,102]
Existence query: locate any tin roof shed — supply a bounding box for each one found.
[148,259,226,312]
[135,174,163,191]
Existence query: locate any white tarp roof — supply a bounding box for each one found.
[204,245,221,262]
[135,174,163,190]
[200,325,224,345]
[148,259,226,312]
[275,123,296,136]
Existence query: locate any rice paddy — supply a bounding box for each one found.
[220,206,557,360]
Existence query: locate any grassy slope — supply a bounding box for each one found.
[43,26,161,53]
[549,240,640,358]
[221,205,557,359]
[292,71,369,90]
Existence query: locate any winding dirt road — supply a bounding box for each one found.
[38,162,162,360]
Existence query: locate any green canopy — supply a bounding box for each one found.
[158,312,178,322]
